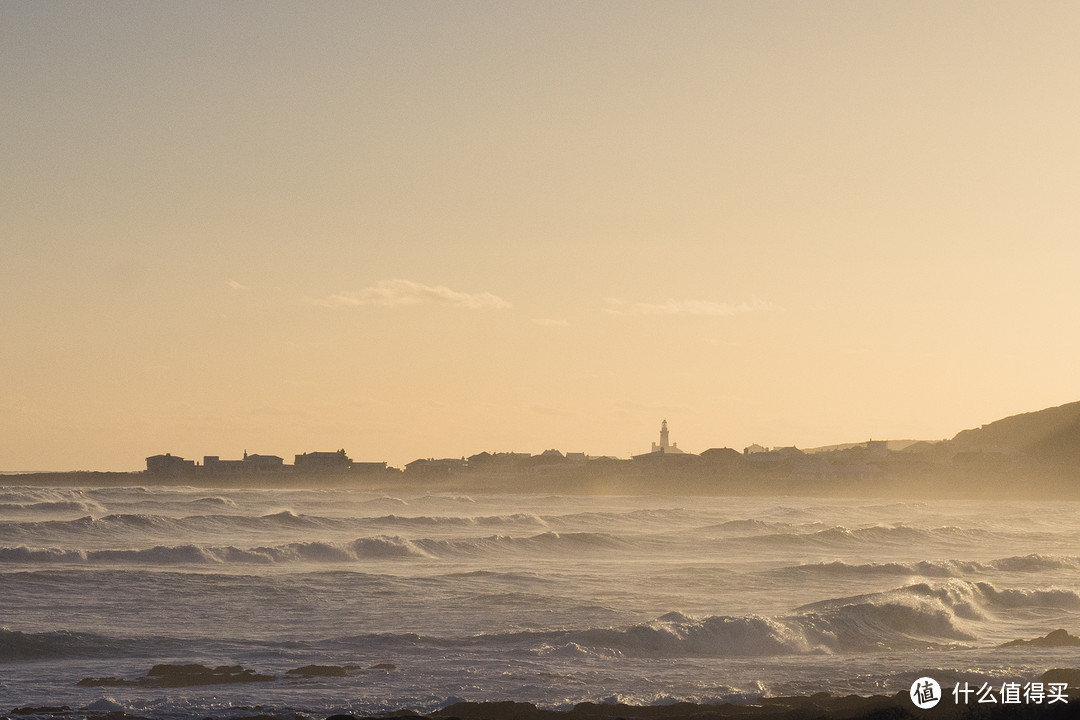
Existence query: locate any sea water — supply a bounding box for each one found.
[2,486,1079,717]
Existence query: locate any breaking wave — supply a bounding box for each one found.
[6,577,1078,664]
[765,555,1080,580]
[1,628,120,661]
[538,581,1080,658]
[723,524,999,549]
[0,500,106,514]
[0,511,556,542]
[0,531,634,565]
[0,628,181,662]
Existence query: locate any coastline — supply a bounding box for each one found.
[3,469,1080,500]
[9,668,1080,720]
[8,687,1080,720]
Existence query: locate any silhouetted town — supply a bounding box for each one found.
[146,449,387,476]
[145,420,850,478]
[8,402,1080,498]
[136,405,1080,498]
[143,421,911,483]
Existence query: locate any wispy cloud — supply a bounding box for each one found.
[604,297,769,316]
[532,318,569,327]
[227,279,250,291]
[312,279,511,310]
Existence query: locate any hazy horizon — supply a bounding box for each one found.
[0,425,958,474]
[4,2,1080,471]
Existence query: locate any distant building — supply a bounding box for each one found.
[465,451,530,472]
[745,445,804,463]
[405,458,466,476]
[294,449,351,473]
[467,451,493,465]
[865,440,889,457]
[527,449,569,471]
[146,453,196,476]
[244,453,285,471]
[650,419,685,454]
[743,444,768,455]
[699,447,743,465]
[633,420,697,463]
[204,451,285,474]
[773,446,804,458]
[350,461,388,474]
[203,455,245,474]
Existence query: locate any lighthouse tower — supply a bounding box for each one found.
[651,419,682,453]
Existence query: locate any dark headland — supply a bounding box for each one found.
[8,402,1080,499]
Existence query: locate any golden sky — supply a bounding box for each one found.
[3,2,1080,470]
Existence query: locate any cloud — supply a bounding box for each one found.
[313,279,511,310]
[227,280,250,291]
[532,318,569,327]
[604,297,769,317]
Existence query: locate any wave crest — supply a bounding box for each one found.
[557,580,1078,658]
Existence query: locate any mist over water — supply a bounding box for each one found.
[2,486,1079,716]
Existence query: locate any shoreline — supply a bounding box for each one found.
[9,668,1080,720]
[4,470,1080,500]
[8,689,1080,720]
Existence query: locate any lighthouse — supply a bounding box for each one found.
[651,419,683,453]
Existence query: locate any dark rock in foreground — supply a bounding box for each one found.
[33,671,1080,720]
[1042,668,1080,686]
[430,697,909,720]
[8,695,1080,720]
[10,707,72,715]
[1002,629,1080,648]
[286,665,349,678]
[78,664,275,689]
[76,677,137,688]
[424,691,1080,720]
[146,663,276,687]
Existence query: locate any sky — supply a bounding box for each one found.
[3,1,1080,471]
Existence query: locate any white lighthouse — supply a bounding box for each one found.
[651,419,684,454]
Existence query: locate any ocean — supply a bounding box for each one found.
[2,485,1078,717]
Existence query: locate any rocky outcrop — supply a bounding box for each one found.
[286,665,349,678]
[1001,629,1080,648]
[78,663,275,688]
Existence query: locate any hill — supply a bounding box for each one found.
[947,401,1080,463]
